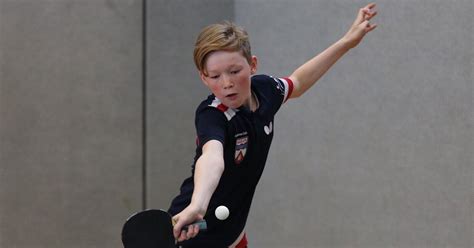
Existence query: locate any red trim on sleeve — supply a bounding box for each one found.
[283,77,294,102]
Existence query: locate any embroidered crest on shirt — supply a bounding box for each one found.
[234,132,248,165]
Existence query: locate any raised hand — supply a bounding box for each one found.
[342,3,378,49]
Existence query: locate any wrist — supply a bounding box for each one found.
[337,37,354,51]
[189,198,208,217]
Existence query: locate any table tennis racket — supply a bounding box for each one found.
[121,209,207,248]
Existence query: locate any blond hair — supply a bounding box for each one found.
[193,21,252,75]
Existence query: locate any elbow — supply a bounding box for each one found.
[195,153,225,176]
[208,154,225,175]
[290,89,304,98]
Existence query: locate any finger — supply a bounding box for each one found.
[360,20,377,33]
[190,224,200,238]
[370,11,378,19]
[186,225,197,239]
[355,7,366,24]
[363,9,376,17]
[366,23,378,32]
[174,228,183,239]
[173,227,182,238]
[193,224,200,236]
[364,10,378,20]
[364,2,376,10]
[172,220,181,238]
[359,20,370,29]
[178,230,188,242]
[363,3,377,18]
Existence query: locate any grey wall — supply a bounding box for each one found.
[1,0,472,248]
[1,0,142,247]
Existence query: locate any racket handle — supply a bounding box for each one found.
[184,219,207,231]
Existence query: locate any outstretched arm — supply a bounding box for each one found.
[172,140,225,242]
[288,3,378,98]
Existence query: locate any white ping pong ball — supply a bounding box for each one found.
[215,206,229,220]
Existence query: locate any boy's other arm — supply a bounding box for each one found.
[172,140,225,241]
[288,3,378,98]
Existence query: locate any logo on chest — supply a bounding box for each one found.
[264,121,273,135]
[234,132,248,165]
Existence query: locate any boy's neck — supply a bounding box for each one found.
[252,90,260,111]
[246,90,259,112]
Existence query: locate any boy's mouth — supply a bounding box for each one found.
[226,93,238,100]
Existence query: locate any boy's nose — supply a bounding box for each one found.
[222,75,233,89]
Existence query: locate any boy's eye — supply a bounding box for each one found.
[210,75,220,79]
[231,70,241,74]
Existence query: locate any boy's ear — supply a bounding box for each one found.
[250,55,258,75]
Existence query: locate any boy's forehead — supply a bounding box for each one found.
[205,51,247,71]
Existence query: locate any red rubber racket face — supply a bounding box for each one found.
[121,209,175,248]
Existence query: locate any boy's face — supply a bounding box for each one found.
[200,51,257,109]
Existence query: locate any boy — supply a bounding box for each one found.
[168,3,377,247]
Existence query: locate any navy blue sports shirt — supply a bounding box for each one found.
[169,74,294,247]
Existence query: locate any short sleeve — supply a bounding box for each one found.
[195,107,228,147]
[271,76,294,104]
[252,74,294,116]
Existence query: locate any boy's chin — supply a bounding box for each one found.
[220,97,247,109]
[227,103,242,109]
[226,101,245,109]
